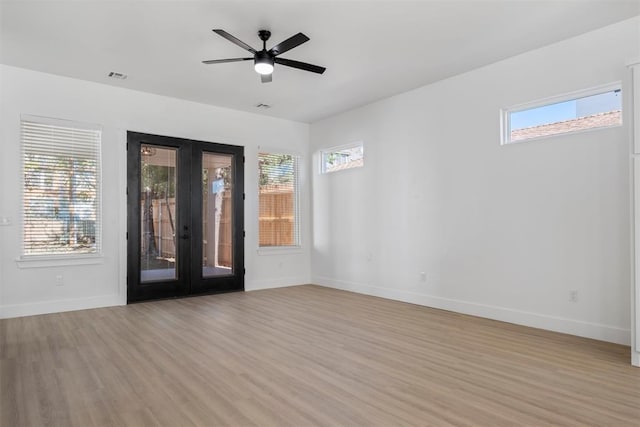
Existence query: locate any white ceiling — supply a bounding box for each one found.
[1,1,639,123]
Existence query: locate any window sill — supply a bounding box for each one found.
[16,255,104,269]
[257,246,304,256]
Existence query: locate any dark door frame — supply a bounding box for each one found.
[126,131,244,303]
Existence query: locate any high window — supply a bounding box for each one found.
[21,116,101,256]
[502,84,622,144]
[258,152,300,247]
[321,142,364,173]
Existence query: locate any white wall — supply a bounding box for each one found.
[310,17,640,345]
[0,65,311,318]
[2,19,638,349]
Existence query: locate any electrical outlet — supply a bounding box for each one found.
[569,290,579,303]
[420,272,427,282]
[55,275,64,286]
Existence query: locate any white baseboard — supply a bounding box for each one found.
[0,278,309,317]
[245,276,310,291]
[0,294,123,319]
[313,276,631,346]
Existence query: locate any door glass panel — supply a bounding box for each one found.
[140,145,177,282]
[202,153,233,277]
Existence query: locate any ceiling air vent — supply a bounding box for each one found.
[108,71,128,80]
[255,103,271,109]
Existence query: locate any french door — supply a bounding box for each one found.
[127,132,244,303]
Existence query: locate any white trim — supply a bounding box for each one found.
[631,156,640,352]
[0,294,123,319]
[632,66,640,361]
[630,153,637,364]
[20,114,102,132]
[16,254,104,268]
[118,129,128,305]
[257,145,303,158]
[626,57,640,67]
[633,66,640,155]
[501,82,622,145]
[499,108,509,146]
[257,246,304,256]
[245,276,308,291]
[312,276,631,346]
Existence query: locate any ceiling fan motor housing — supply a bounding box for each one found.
[258,30,271,42]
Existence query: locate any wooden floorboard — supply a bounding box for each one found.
[1,285,639,426]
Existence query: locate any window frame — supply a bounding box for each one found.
[320,141,364,174]
[257,149,302,253]
[19,114,103,265]
[501,82,622,145]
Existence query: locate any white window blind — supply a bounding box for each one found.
[21,116,101,256]
[258,153,300,247]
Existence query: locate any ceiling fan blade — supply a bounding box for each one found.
[212,29,257,54]
[274,58,326,74]
[261,74,273,83]
[202,57,253,65]
[268,33,309,56]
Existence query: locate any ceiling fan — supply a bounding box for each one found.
[202,29,326,83]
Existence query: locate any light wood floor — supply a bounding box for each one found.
[1,285,639,426]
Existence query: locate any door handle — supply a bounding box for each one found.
[179,234,190,240]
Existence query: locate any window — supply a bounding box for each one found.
[321,142,364,173]
[502,84,622,144]
[21,116,101,257]
[258,152,300,247]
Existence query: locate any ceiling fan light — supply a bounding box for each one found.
[254,61,274,75]
[254,51,274,75]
